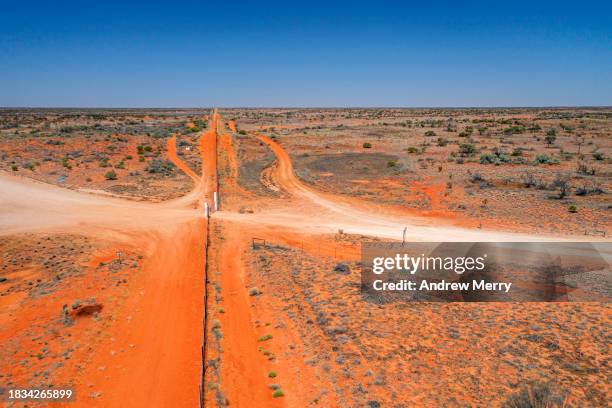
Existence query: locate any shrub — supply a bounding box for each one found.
[503,125,526,135]
[469,172,485,183]
[437,137,448,147]
[248,288,259,296]
[272,389,284,398]
[511,148,523,157]
[535,154,558,165]
[575,184,603,196]
[482,148,511,165]
[545,133,556,146]
[22,162,35,171]
[61,157,72,169]
[424,130,436,136]
[238,130,247,135]
[480,154,497,164]
[405,147,418,154]
[551,173,571,198]
[268,371,277,378]
[592,152,604,161]
[521,172,536,188]
[146,159,175,176]
[387,160,397,167]
[362,142,372,149]
[137,144,153,154]
[104,170,117,180]
[568,205,577,213]
[258,334,273,342]
[11,164,18,171]
[576,161,595,175]
[459,143,475,156]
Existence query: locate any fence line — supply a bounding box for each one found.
[199,210,212,407]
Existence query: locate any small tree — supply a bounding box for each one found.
[551,173,570,199]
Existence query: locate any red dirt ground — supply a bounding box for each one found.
[1,108,609,407]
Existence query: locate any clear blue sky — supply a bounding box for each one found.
[1,0,610,107]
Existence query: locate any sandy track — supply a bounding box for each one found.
[168,135,200,183]
[237,133,577,242]
[75,223,205,408]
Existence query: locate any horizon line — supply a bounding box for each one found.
[1,105,611,110]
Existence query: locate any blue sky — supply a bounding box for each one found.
[1,0,610,107]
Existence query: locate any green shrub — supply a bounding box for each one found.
[405,147,418,154]
[568,205,577,213]
[459,143,475,156]
[503,125,526,135]
[268,371,277,378]
[480,149,511,165]
[61,157,72,169]
[104,170,117,180]
[387,160,397,167]
[146,159,175,176]
[239,130,247,135]
[535,154,559,165]
[424,130,436,136]
[272,389,284,398]
[479,154,497,164]
[258,334,273,342]
[362,142,372,149]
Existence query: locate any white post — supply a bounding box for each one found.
[204,202,209,218]
[213,192,219,211]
